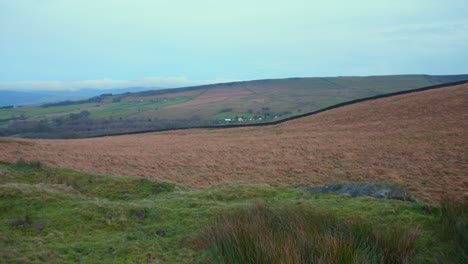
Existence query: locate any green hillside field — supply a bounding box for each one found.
[1,74,467,138]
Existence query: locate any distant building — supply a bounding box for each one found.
[224,118,232,122]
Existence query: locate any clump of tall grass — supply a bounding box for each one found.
[439,195,467,262]
[15,159,42,169]
[200,203,420,264]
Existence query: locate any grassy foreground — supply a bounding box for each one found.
[0,161,466,263]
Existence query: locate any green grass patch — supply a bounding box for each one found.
[0,97,193,122]
[0,162,465,263]
[88,97,193,119]
[0,103,97,120]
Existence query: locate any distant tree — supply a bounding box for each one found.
[35,119,50,133]
[53,117,65,125]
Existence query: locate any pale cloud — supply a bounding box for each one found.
[0,77,238,91]
[383,22,468,39]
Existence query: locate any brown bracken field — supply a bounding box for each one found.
[1,84,467,203]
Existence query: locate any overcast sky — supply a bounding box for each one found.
[1,0,467,90]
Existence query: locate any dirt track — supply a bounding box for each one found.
[1,84,467,203]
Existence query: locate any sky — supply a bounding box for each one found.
[0,0,467,90]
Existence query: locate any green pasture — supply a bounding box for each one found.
[0,161,465,263]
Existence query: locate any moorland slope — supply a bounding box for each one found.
[1,83,467,203]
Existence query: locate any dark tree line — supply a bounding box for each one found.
[0,114,206,139]
[41,93,114,108]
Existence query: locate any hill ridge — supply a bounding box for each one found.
[2,74,468,139]
[91,79,468,138]
[130,74,468,97]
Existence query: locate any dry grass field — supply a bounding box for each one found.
[1,83,467,203]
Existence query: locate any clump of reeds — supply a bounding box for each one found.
[201,203,420,263]
[439,195,467,262]
[15,159,42,169]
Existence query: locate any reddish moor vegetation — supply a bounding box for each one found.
[1,84,467,203]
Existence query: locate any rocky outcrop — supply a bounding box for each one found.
[295,182,417,203]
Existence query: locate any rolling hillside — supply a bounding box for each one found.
[1,74,467,138]
[1,82,467,203]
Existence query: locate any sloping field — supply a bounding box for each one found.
[1,83,467,203]
[2,74,468,139]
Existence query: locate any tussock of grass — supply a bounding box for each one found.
[200,203,420,264]
[15,159,42,169]
[438,196,468,262]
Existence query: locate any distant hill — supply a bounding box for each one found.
[0,90,48,107]
[0,87,160,107]
[1,82,466,203]
[0,74,467,138]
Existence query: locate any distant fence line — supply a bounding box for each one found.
[93,80,468,138]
